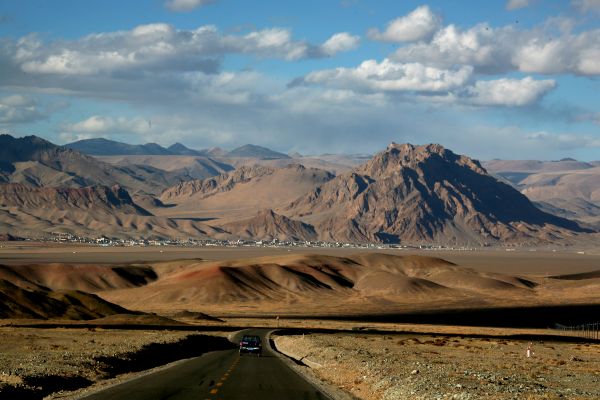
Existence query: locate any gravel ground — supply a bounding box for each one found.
[0,327,230,399]
[275,333,600,400]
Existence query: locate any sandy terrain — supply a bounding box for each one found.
[2,243,600,274]
[275,332,600,399]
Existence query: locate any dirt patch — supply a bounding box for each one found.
[275,333,600,400]
[0,327,234,399]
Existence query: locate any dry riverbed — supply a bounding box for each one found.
[0,327,232,399]
[275,333,600,400]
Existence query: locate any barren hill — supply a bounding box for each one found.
[98,155,234,181]
[221,209,317,241]
[0,183,228,240]
[0,279,130,320]
[158,164,334,221]
[284,143,587,245]
[0,183,150,215]
[0,134,178,195]
[485,159,600,227]
[97,253,600,315]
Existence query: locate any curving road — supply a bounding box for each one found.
[82,329,329,400]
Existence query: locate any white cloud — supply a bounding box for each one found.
[63,115,151,135]
[572,0,600,14]
[368,5,441,42]
[506,0,532,10]
[0,95,45,123]
[463,77,556,106]
[300,61,555,107]
[392,22,600,76]
[9,24,358,76]
[302,59,473,92]
[320,32,360,56]
[165,0,213,12]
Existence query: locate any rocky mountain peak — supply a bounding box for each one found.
[361,142,486,178]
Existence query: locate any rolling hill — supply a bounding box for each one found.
[96,253,600,315]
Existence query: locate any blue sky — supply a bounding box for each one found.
[0,0,599,160]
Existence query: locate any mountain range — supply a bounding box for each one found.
[0,134,597,245]
[485,159,600,228]
[65,138,291,159]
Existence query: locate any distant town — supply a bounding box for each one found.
[4,232,538,252]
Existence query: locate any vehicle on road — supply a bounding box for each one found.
[239,335,262,356]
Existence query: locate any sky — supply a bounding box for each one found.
[0,0,599,160]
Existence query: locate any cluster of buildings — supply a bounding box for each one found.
[41,233,409,250]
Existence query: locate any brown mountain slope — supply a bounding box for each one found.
[0,183,228,239]
[0,183,150,215]
[158,164,334,222]
[485,159,600,226]
[0,263,158,292]
[221,209,317,241]
[0,279,130,320]
[283,143,588,245]
[0,134,181,195]
[97,155,234,181]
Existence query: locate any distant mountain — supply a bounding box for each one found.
[204,147,228,157]
[283,143,588,245]
[0,183,150,215]
[65,138,174,156]
[159,164,334,221]
[97,155,234,182]
[0,134,180,195]
[226,144,291,159]
[167,143,204,156]
[485,158,600,227]
[0,181,230,240]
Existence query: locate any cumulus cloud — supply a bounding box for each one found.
[392,22,600,76]
[320,32,360,56]
[368,5,441,42]
[165,0,214,12]
[299,60,555,107]
[301,59,473,92]
[462,77,556,106]
[506,0,532,10]
[8,23,358,77]
[0,95,45,123]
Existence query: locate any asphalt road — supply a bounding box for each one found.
[82,329,329,400]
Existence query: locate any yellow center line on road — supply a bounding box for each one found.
[208,356,240,397]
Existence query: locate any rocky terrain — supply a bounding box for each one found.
[284,143,588,245]
[275,332,600,400]
[1,134,599,246]
[0,134,177,195]
[0,327,231,399]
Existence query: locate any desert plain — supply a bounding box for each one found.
[0,243,598,399]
